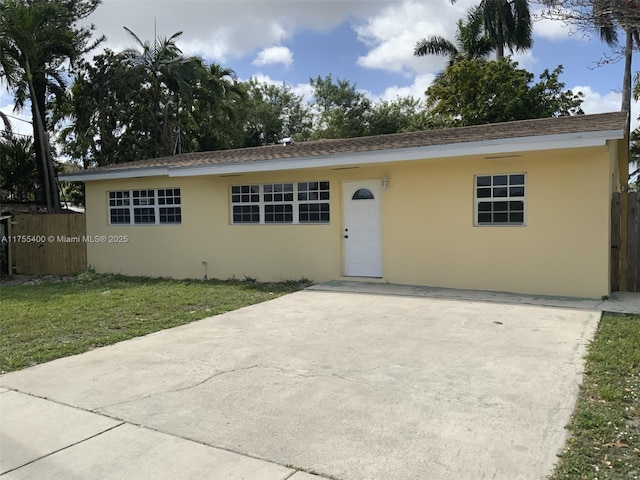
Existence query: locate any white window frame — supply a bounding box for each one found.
[474,173,526,227]
[108,188,182,225]
[229,184,260,224]
[230,181,330,225]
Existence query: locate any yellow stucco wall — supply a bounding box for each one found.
[85,144,614,298]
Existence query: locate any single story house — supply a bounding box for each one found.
[60,111,629,299]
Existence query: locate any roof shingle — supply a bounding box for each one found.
[66,112,628,175]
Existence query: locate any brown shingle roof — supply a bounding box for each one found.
[66,112,628,176]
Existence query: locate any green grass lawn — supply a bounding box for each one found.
[0,272,309,373]
[549,313,640,479]
[2,274,639,478]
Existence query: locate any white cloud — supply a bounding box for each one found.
[531,6,595,42]
[89,0,389,61]
[249,74,315,104]
[250,73,279,86]
[574,85,621,114]
[252,46,293,68]
[354,0,477,75]
[376,73,435,101]
[177,30,235,63]
[510,50,539,70]
[532,8,579,41]
[574,85,639,128]
[292,82,316,105]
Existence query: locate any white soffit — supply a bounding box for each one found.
[59,129,623,182]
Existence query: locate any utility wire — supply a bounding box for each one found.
[1,113,32,124]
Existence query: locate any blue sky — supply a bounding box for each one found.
[0,0,633,137]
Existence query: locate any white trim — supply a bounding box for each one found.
[59,129,624,182]
[108,188,182,225]
[343,180,383,277]
[473,173,527,227]
[229,181,331,225]
[60,167,170,182]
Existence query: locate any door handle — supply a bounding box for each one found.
[344,235,349,238]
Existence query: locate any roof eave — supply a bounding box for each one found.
[59,166,171,182]
[58,129,624,182]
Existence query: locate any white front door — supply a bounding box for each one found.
[343,180,382,277]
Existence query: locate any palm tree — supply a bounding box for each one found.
[478,0,533,59]
[120,28,206,157]
[414,6,494,67]
[1,0,56,211]
[0,132,38,202]
[190,64,246,151]
[0,112,12,136]
[592,1,639,113]
[449,0,533,59]
[0,0,101,212]
[541,0,639,113]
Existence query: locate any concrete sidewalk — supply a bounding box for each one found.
[0,389,314,479]
[0,286,609,479]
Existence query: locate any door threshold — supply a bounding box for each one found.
[340,276,384,282]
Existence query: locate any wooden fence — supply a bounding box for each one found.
[612,191,640,292]
[11,214,87,275]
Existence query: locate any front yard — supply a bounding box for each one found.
[0,272,308,373]
[1,273,639,477]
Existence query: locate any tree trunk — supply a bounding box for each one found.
[496,19,505,59]
[27,65,59,212]
[30,96,47,207]
[34,73,60,211]
[28,80,52,212]
[622,29,633,113]
[622,28,634,190]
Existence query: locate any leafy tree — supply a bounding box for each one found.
[0,132,39,202]
[309,74,372,139]
[58,160,85,205]
[183,64,246,152]
[426,58,583,126]
[63,36,246,165]
[368,97,441,135]
[240,79,312,146]
[414,6,494,70]
[0,0,103,211]
[61,49,150,167]
[529,67,586,117]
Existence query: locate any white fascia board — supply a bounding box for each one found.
[168,130,620,177]
[58,129,623,182]
[59,167,170,182]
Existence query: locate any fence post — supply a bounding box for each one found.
[611,192,621,292]
[628,192,639,292]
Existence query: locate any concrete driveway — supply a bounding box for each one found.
[0,286,602,480]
